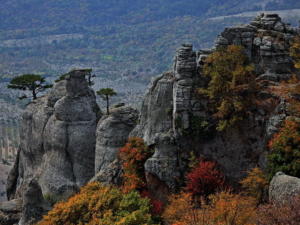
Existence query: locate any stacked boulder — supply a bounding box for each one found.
[7,70,101,200]
[92,105,138,185]
[215,13,298,82]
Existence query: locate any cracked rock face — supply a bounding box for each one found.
[93,106,138,184]
[131,72,175,145]
[7,70,100,200]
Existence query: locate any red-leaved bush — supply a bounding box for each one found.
[141,190,164,215]
[185,159,225,198]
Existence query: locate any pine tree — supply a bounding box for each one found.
[97,88,117,115]
[199,45,256,131]
[7,74,52,100]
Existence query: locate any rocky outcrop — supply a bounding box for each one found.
[269,172,300,204]
[131,72,174,145]
[93,106,138,184]
[132,14,299,188]
[215,13,298,82]
[7,70,101,200]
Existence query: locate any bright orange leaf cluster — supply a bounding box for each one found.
[119,137,153,193]
[163,191,257,225]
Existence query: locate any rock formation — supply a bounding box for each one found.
[92,105,138,184]
[215,13,298,82]
[3,13,300,224]
[269,172,300,203]
[7,70,101,200]
[132,14,299,188]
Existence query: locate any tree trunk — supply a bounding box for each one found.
[32,89,37,100]
[106,95,110,115]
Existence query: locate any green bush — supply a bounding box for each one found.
[38,182,158,225]
[268,119,300,178]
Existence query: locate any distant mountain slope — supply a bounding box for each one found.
[1,0,300,30]
[0,0,299,107]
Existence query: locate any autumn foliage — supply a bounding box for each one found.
[162,192,204,225]
[240,167,268,204]
[290,35,300,69]
[38,182,157,225]
[119,137,153,193]
[200,45,257,131]
[268,118,300,178]
[163,191,257,225]
[256,195,300,225]
[185,159,225,198]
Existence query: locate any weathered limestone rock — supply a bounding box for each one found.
[0,199,22,225]
[133,14,298,189]
[131,72,175,145]
[144,133,180,189]
[19,180,50,225]
[269,172,300,203]
[94,106,138,184]
[91,160,122,185]
[7,70,101,200]
[215,13,298,82]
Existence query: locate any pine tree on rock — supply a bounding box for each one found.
[7,74,52,100]
[97,88,117,115]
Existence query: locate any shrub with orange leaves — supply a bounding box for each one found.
[163,191,257,225]
[38,182,157,225]
[268,118,300,178]
[207,191,257,225]
[268,75,300,117]
[162,192,208,225]
[185,159,225,198]
[119,137,153,193]
[256,195,300,225]
[240,167,268,204]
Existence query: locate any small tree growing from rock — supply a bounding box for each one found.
[97,88,117,115]
[199,45,257,131]
[7,74,52,100]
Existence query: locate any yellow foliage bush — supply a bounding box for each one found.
[240,167,268,204]
[38,182,157,225]
[163,191,257,225]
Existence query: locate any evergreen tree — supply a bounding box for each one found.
[7,74,52,100]
[199,45,256,131]
[97,88,117,115]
